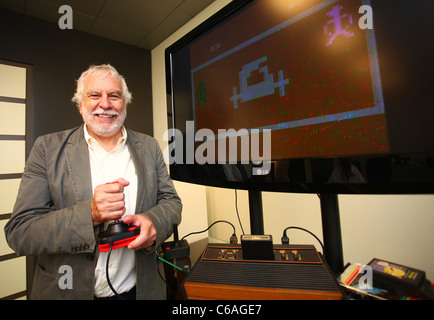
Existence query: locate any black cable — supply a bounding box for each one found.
[282,226,325,256]
[235,189,245,235]
[105,242,124,300]
[181,220,236,243]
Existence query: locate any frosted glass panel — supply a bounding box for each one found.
[0,141,25,174]
[0,179,20,214]
[0,220,14,256]
[0,64,26,99]
[0,102,25,135]
[0,257,26,298]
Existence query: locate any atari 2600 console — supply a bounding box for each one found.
[182,238,343,300]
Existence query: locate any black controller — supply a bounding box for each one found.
[161,224,190,259]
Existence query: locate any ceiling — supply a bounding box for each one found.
[0,0,216,50]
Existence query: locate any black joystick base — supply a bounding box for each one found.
[162,224,190,259]
[97,220,140,252]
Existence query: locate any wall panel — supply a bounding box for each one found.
[0,60,30,300]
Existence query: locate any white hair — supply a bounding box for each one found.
[71,64,132,107]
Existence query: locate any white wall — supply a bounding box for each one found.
[151,0,434,280]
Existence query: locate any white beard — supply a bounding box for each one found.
[82,108,127,137]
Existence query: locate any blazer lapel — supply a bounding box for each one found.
[65,126,93,202]
[127,131,146,213]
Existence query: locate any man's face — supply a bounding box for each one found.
[79,72,127,138]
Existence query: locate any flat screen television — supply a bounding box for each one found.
[166,0,434,196]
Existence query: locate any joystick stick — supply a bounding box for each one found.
[97,220,140,252]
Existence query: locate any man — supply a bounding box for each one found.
[4,64,182,300]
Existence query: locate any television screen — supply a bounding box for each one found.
[166,0,434,194]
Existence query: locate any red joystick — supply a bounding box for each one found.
[97,220,140,252]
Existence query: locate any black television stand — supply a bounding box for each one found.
[248,189,264,235]
[319,193,344,275]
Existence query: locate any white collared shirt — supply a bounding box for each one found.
[84,125,138,297]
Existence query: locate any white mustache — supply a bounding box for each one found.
[91,109,119,116]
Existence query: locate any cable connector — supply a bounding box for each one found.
[281,234,289,245]
[230,233,238,244]
[281,226,325,255]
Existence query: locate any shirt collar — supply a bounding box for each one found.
[83,125,127,153]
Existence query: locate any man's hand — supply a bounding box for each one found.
[122,214,157,250]
[91,178,130,226]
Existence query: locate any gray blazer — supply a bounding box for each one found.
[4,125,182,300]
